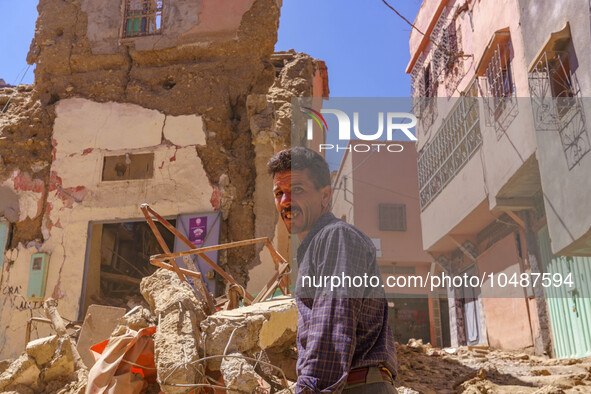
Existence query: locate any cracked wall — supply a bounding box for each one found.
[0,0,284,360]
[24,0,282,286]
[0,0,329,360]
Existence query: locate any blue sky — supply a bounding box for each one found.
[1,1,421,95]
[276,0,422,97]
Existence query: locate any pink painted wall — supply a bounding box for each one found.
[478,234,535,350]
[350,141,431,264]
[180,0,256,42]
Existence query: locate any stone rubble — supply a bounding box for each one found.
[395,338,591,394]
[2,274,591,393]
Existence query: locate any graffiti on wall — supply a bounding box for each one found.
[2,284,43,311]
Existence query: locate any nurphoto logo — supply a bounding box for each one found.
[302,106,418,152]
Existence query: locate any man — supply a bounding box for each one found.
[267,147,398,393]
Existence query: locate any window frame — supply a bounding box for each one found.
[378,203,407,232]
[122,0,164,39]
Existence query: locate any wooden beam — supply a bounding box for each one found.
[447,235,477,263]
[495,197,535,211]
[505,210,526,230]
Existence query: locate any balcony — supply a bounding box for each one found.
[418,83,482,210]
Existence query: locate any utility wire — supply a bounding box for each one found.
[381,0,470,59]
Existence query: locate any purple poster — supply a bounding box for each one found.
[189,216,207,245]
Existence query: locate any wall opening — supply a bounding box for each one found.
[82,219,175,315]
[102,153,154,181]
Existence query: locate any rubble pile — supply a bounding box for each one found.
[2,267,591,394]
[0,269,297,393]
[395,339,591,394]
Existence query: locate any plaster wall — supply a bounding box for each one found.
[536,115,591,255]
[420,150,487,251]
[467,0,539,206]
[519,0,591,254]
[0,98,212,359]
[413,0,544,250]
[351,141,430,264]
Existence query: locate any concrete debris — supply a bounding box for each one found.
[25,334,75,384]
[40,339,75,383]
[0,359,14,375]
[395,338,591,393]
[110,305,156,337]
[26,335,59,366]
[140,268,208,393]
[221,352,261,393]
[201,296,297,370]
[76,305,126,368]
[6,292,591,394]
[0,354,41,392]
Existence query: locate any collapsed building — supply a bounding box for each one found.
[0,0,329,362]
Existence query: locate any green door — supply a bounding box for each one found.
[538,226,591,359]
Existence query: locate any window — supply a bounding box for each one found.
[380,264,395,274]
[528,36,589,169]
[445,18,459,72]
[102,153,154,181]
[123,0,163,38]
[486,42,514,121]
[379,204,406,231]
[548,54,576,120]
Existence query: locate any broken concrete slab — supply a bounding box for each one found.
[109,306,155,338]
[0,354,40,392]
[76,304,126,368]
[41,338,75,383]
[140,268,207,393]
[25,335,58,366]
[201,296,296,370]
[221,352,260,394]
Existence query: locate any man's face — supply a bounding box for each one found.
[273,169,332,241]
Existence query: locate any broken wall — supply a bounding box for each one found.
[1,0,330,361]
[1,0,285,360]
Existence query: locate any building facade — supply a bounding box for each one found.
[408,0,591,357]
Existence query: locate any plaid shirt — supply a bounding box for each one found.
[295,213,398,393]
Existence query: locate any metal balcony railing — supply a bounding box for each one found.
[418,81,482,210]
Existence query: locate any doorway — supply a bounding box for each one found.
[81,220,175,317]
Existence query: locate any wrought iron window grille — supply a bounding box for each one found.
[529,51,590,169]
[379,204,407,231]
[417,80,482,211]
[529,51,580,130]
[481,42,518,137]
[411,7,465,134]
[123,0,163,38]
